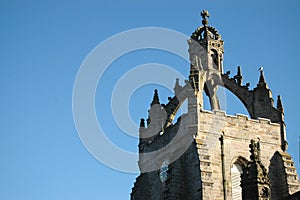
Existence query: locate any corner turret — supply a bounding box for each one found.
[188,10,224,111]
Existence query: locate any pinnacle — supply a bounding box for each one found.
[259,70,266,84]
[140,118,145,127]
[237,66,242,76]
[151,89,160,106]
[257,68,268,88]
[234,66,242,85]
[277,95,284,113]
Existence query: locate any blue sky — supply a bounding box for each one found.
[1,1,300,199]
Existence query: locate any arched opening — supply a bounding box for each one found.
[231,163,243,200]
[225,88,250,117]
[210,49,219,70]
[216,86,251,117]
[203,90,211,111]
[172,99,188,124]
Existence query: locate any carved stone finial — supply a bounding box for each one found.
[201,10,210,26]
[140,118,145,127]
[174,78,182,96]
[234,66,243,85]
[225,70,230,76]
[237,66,242,76]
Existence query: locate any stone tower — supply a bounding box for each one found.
[131,10,300,200]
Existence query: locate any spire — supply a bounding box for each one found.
[201,10,209,26]
[151,89,160,106]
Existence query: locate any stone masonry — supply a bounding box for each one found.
[131,10,300,200]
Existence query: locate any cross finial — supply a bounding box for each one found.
[201,10,210,26]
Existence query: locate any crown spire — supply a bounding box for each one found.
[151,89,160,106]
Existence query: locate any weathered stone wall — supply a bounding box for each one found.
[132,141,203,200]
[195,109,299,200]
[131,11,300,199]
[132,108,300,199]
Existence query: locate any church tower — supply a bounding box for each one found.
[131,11,300,200]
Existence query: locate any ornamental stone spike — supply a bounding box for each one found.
[201,10,209,26]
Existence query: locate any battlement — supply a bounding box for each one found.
[200,109,280,127]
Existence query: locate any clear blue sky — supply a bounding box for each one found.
[1,1,300,199]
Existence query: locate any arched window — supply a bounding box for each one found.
[231,163,243,200]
